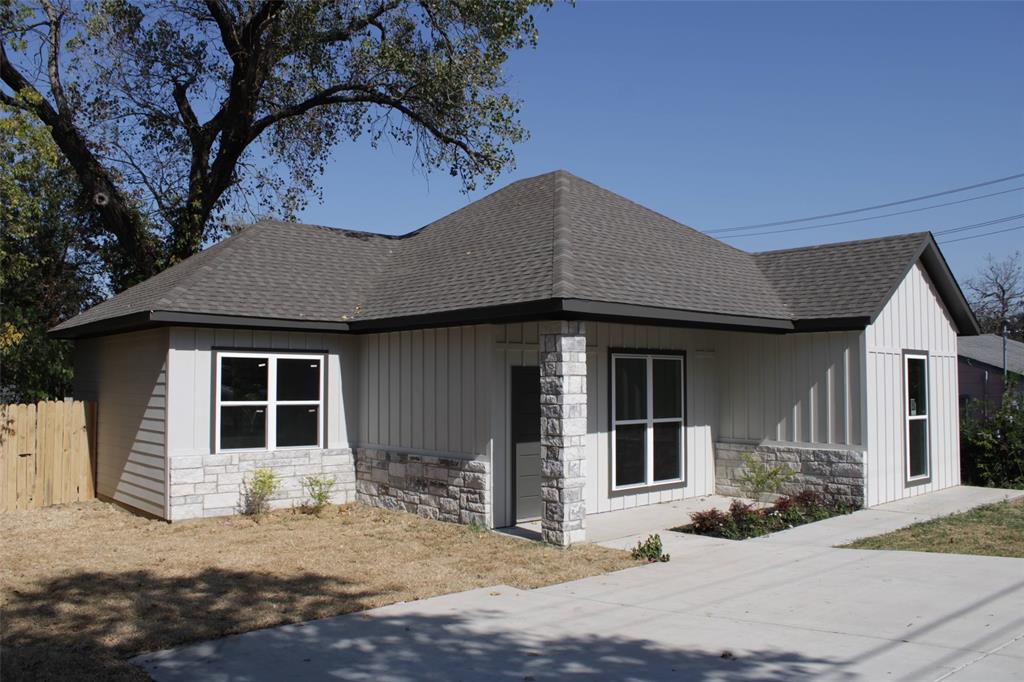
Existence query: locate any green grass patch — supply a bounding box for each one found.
[843,497,1024,558]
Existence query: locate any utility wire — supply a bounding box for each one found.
[939,224,1024,244]
[718,185,1024,238]
[932,213,1024,236]
[709,171,1024,234]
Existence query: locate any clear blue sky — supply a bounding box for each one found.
[296,1,1024,285]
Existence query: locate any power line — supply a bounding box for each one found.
[709,171,1024,234]
[718,185,1024,238]
[932,213,1024,236]
[939,224,1024,244]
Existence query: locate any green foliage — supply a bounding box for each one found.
[241,468,281,518]
[631,533,670,562]
[961,386,1024,489]
[300,474,336,515]
[737,452,796,501]
[684,492,856,540]
[2,0,553,288]
[0,107,102,401]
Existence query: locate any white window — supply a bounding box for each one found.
[215,351,323,452]
[611,353,685,490]
[904,352,930,482]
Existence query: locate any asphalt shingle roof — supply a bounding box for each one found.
[51,170,957,336]
[958,334,1024,375]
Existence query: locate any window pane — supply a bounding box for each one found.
[653,359,682,419]
[615,358,647,421]
[278,358,321,401]
[220,406,266,449]
[907,358,927,416]
[221,357,267,401]
[908,419,928,478]
[653,422,681,481]
[615,424,645,486]
[277,405,319,447]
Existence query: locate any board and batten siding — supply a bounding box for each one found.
[72,328,168,517]
[493,322,719,526]
[864,262,960,507]
[716,331,863,447]
[356,326,494,458]
[166,327,358,457]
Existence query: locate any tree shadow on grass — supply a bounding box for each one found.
[2,567,857,682]
[1,568,383,682]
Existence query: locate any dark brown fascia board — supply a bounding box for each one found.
[558,299,795,333]
[791,316,872,332]
[866,234,981,336]
[49,310,352,339]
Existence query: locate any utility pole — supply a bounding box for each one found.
[1003,318,1009,382]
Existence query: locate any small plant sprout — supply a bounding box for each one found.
[631,533,670,562]
[737,452,796,502]
[241,468,280,518]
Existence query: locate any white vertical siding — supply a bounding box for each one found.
[716,331,863,447]
[864,262,960,506]
[166,327,356,457]
[73,328,168,517]
[356,325,494,458]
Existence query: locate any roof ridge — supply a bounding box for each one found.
[754,231,931,256]
[550,170,574,299]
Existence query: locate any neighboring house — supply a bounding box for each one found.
[52,171,979,545]
[957,334,1024,414]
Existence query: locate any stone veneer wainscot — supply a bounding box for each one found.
[168,448,355,520]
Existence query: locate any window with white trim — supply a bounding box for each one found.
[216,352,323,452]
[611,353,685,489]
[904,353,929,482]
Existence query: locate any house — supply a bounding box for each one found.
[957,334,1024,414]
[52,170,980,545]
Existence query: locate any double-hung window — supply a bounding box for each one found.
[904,352,930,483]
[216,352,323,452]
[611,353,685,490]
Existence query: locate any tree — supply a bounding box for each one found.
[1,106,103,401]
[966,252,1024,342]
[1,0,549,290]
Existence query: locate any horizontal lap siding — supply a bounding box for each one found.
[716,331,863,447]
[357,326,493,458]
[865,263,959,506]
[74,329,168,517]
[166,328,355,457]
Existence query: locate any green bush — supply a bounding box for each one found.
[631,533,670,562]
[737,451,796,501]
[241,468,280,518]
[961,387,1024,489]
[301,475,336,515]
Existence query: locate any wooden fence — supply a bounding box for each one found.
[0,400,97,512]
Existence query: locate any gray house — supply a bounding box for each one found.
[957,334,1024,414]
[53,171,979,545]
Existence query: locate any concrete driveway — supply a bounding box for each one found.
[135,487,1024,681]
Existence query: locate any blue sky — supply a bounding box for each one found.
[297,1,1024,284]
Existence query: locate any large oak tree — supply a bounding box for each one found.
[1,0,548,289]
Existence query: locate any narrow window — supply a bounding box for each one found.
[217,352,323,452]
[904,353,929,482]
[612,353,685,489]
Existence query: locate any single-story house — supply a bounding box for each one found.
[957,334,1024,415]
[53,170,980,545]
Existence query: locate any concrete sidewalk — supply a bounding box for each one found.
[135,486,1024,681]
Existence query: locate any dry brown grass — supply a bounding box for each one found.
[0,501,634,681]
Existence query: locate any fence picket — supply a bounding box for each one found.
[0,401,97,512]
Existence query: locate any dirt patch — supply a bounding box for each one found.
[0,501,634,681]
[843,496,1024,558]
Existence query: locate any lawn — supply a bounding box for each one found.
[843,496,1024,558]
[0,501,634,681]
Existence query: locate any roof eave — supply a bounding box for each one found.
[50,311,352,339]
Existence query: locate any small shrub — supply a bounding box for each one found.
[300,475,336,515]
[241,468,280,518]
[961,386,1024,489]
[631,533,670,562]
[679,489,857,540]
[737,452,796,501]
[689,508,729,536]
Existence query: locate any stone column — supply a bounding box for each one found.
[539,320,587,546]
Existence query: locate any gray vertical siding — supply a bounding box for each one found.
[865,262,960,506]
[73,328,168,517]
[356,325,494,458]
